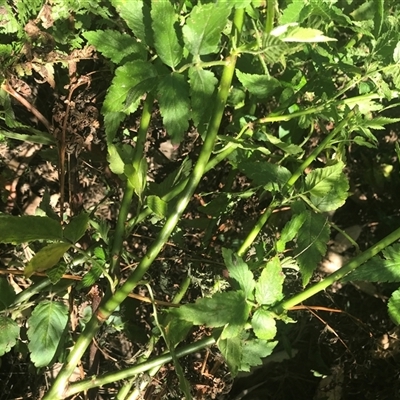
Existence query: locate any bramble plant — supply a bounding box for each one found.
[1,0,400,398]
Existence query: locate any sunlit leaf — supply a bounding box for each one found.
[182,2,232,56]
[24,243,71,278]
[218,336,242,377]
[255,257,284,305]
[305,161,345,197]
[251,309,277,340]
[151,1,182,68]
[388,288,400,325]
[236,71,281,98]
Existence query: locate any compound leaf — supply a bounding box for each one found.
[218,336,242,377]
[305,161,345,197]
[236,71,281,98]
[27,301,69,368]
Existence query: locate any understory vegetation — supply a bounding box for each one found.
[1,1,400,399]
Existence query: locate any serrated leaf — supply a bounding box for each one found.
[394,41,400,63]
[77,264,104,290]
[27,301,68,368]
[63,212,89,243]
[111,0,152,46]
[102,61,158,120]
[255,257,284,305]
[240,339,277,372]
[46,262,68,284]
[305,161,345,197]
[261,34,288,63]
[296,212,330,286]
[218,336,242,377]
[238,159,291,192]
[310,173,349,212]
[182,3,232,56]
[388,288,400,325]
[158,73,190,143]
[277,26,337,43]
[147,195,168,218]
[0,216,62,244]
[222,248,254,298]
[280,1,305,24]
[276,212,307,252]
[342,244,400,283]
[236,71,281,98]
[83,30,146,64]
[24,243,71,278]
[189,67,218,126]
[175,291,249,328]
[163,316,192,348]
[251,309,277,340]
[151,1,182,68]
[221,323,244,340]
[0,317,19,356]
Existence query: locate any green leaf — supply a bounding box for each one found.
[222,248,255,299]
[102,61,158,121]
[0,278,16,311]
[255,257,284,305]
[189,67,218,127]
[276,212,307,253]
[296,212,330,286]
[77,264,104,290]
[0,216,62,244]
[342,244,400,283]
[310,173,349,212]
[111,0,152,46]
[388,288,400,325]
[107,143,134,175]
[151,1,182,68]
[0,317,19,356]
[264,133,303,155]
[63,212,89,243]
[125,158,148,199]
[238,159,291,192]
[24,243,71,278]
[240,338,277,372]
[280,1,305,24]
[147,195,168,218]
[305,161,345,197]
[0,129,56,145]
[27,301,69,368]
[158,73,190,143]
[273,25,337,43]
[46,262,68,284]
[218,336,242,377]
[175,291,249,328]
[236,71,281,98]
[251,309,277,340]
[83,30,146,64]
[182,3,232,56]
[163,316,192,348]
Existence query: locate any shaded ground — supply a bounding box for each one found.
[1,49,400,400]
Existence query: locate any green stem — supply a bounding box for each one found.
[64,336,216,398]
[274,226,400,314]
[109,95,153,278]
[43,10,245,399]
[237,108,357,257]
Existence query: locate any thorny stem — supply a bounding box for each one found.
[43,9,245,399]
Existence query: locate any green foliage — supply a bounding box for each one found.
[27,301,69,368]
[2,0,400,398]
